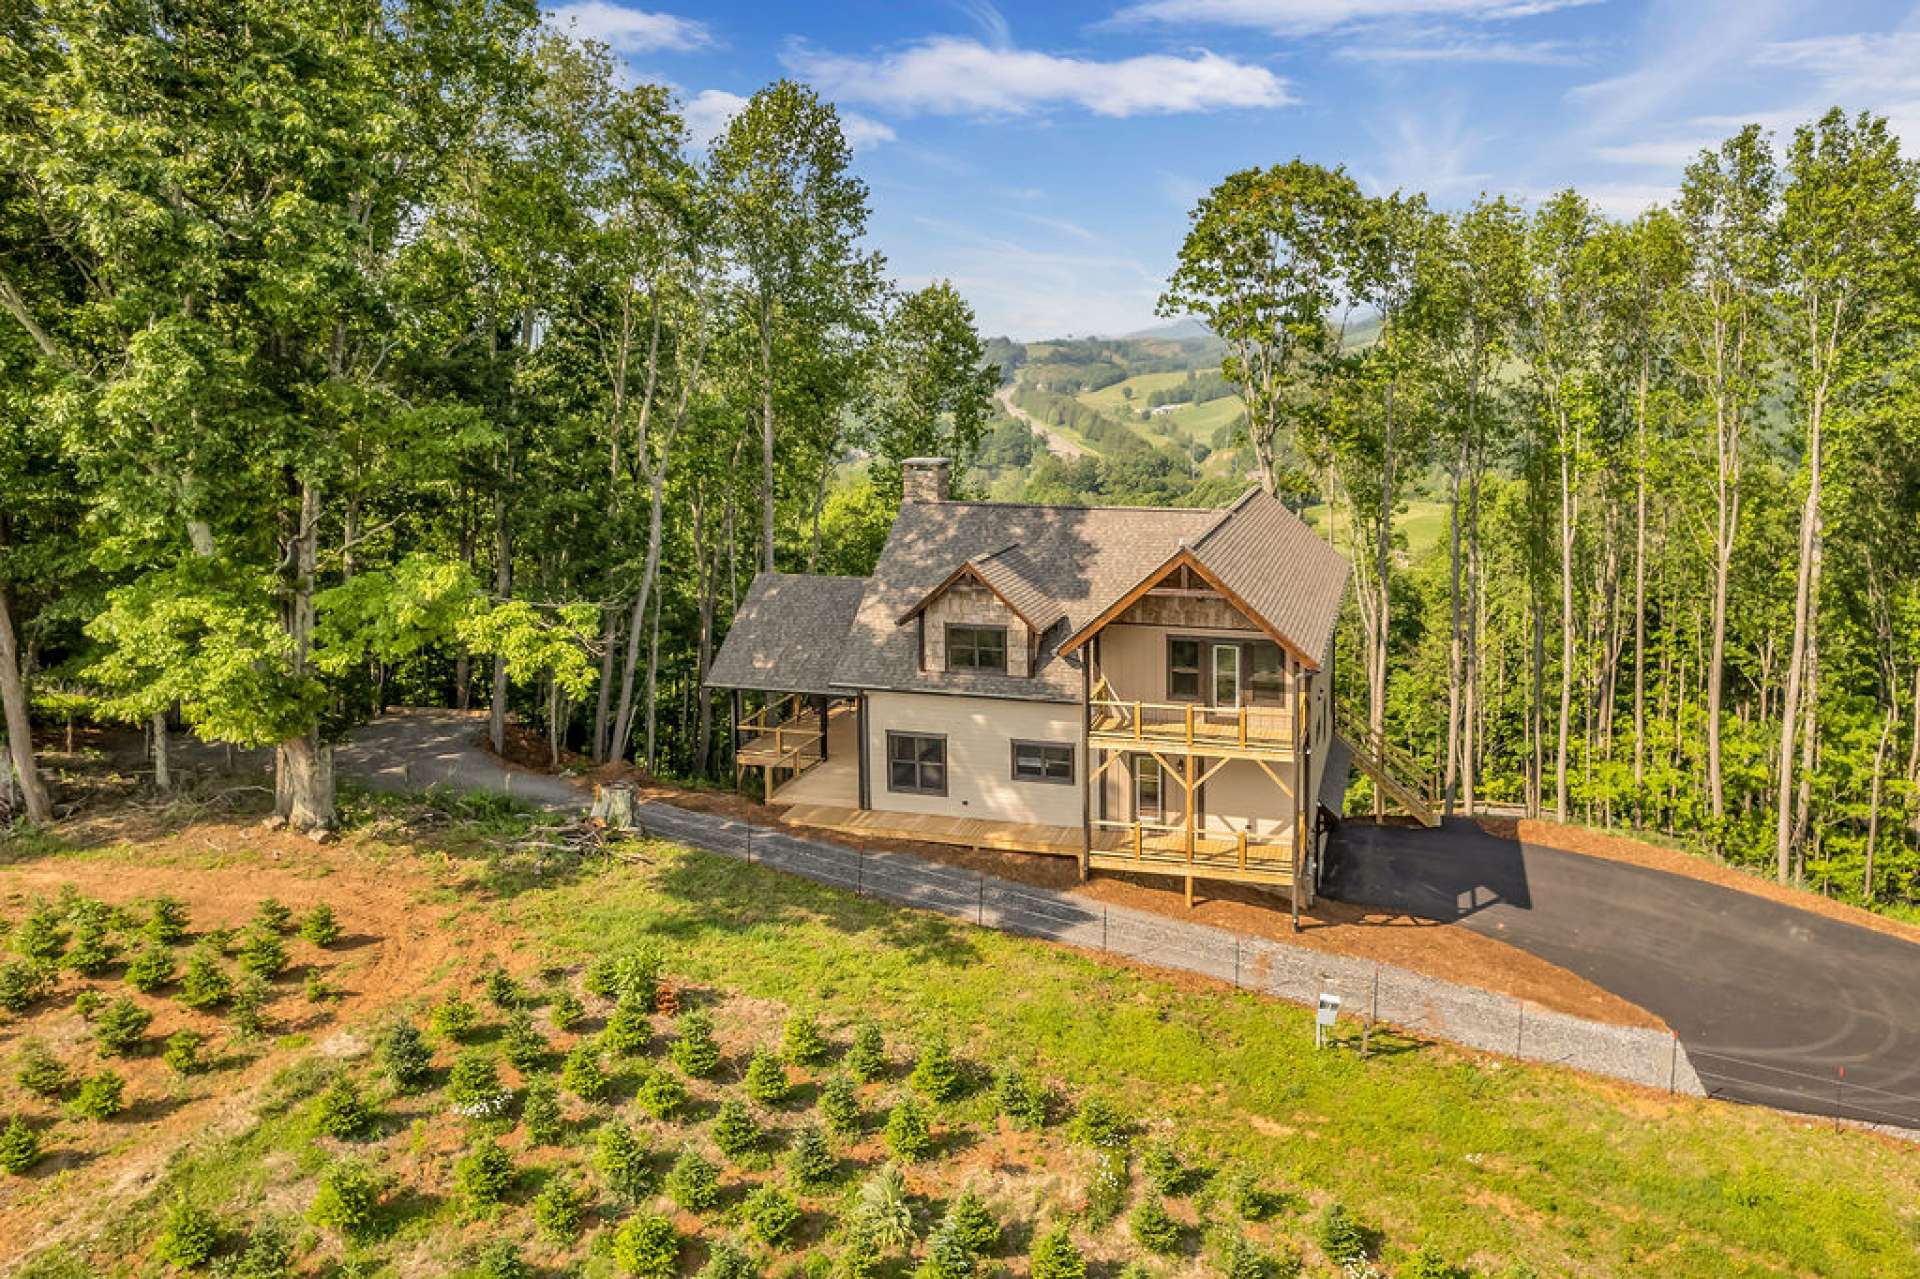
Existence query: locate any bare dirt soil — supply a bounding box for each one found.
[1487,816,1920,948]
[0,815,517,1258]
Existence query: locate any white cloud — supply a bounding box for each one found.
[680,88,894,152]
[1590,138,1714,167]
[1111,0,1598,36]
[544,2,710,54]
[903,217,1166,338]
[1335,36,1581,64]
[782,37,1294,118]
[1356,103,1492,196]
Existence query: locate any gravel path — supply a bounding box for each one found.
[334,710,1710,1104]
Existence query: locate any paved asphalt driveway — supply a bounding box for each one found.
[1328,818,1920,1129]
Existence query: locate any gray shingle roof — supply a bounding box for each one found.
[1186,488,1349,667]
[705,572,869,695]
[707,489,1350,704]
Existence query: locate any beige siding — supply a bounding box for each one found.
[866,691,1081,825]
[922,584,1032,677]
[1096,621,1299,708]
[1094,751,1294,833]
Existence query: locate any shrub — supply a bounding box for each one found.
[177,946,232,1010]
[153,1196,220,1268]
[533,1171,587,1243]
[744,1184,801,1246]
[745,1050,791,1105]
[482,965,524,1009]
[13,901,66,963]
[65,911,118,975]
[163,1029,208,1075]
[820,1072,861,1137]
[379,1021,433,1092]
[943,1188,1000,1257]
[15,1041,69,1098]
[1215,1232,1282,1279]
[611,1212,680,1279]
[229,975,271,1040]
[1317,1203,1371,1265]
[521,1075,564,1144]
[236,927,288,978]
[447,1050,510,1119]
[309,1159,381,1238]
[910,1036,962,1103]
[93,996,152,1055]
[429,993,478,1041]
[69,1070,127,1119]
[666,1147,720,1212]
[231,1221,293,1279]
[254,898,293,934]
[1027,1225,1085,1279]
[1129,1197,1181,1255]
[456,1134,516,1212]
[125,942,176,994]
[586,947,662,1007]
[712,1098,761,1160]
[1069,1097,1129,1148]
[0,959,49,1013]
[468,1241,529,1279]
[783,1011,830,1065]
[73,988,104,1020]
[848,1164,915,1253]
[560,1042,610,1103]
[636,1064,689,1120]
[548,987,584,1031]
[672,1008,721,1077]
[991,1063,1046,1129]
[918,1213,978,1279]
[884,1098,932,1162]
[1402,1247,1461,1279]
[502,1008,547,1071]
[700,1242,759,1279]
[1142,1138,1186,1196]
[145,895,190,945]
[847,1022,887,1082]
[0,1115,41,1174]
[1225,1171,1279,1222]
[303,969,337,1003]
[297,903,340,947]
[314,1076,374,1139]
[788,1123,836,1189]
[603,994,653,1055]
[1085,1147,1129,1227]
[595,1120,654,1203]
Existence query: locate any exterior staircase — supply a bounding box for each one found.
[1333,701,1441,828]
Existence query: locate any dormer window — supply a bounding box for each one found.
[946,624,1008,673]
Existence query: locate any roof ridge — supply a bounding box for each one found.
[933,498,1221,514]
[1183,487,1260,550]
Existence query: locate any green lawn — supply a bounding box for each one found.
[1302,499,1451,563]
[16,818,1917,1279]
[502,840,1918,1279]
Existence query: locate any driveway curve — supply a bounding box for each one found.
[1327,818,1920,1129]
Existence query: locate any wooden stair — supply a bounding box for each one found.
[1334,703,1441,828]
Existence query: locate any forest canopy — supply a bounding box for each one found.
[1,1,1916,915]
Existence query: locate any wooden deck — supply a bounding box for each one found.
[779,804,1104,858]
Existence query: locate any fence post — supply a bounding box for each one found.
[1834,1066,1844,1131]
[1364,964,1378,1059]
[1102,905,1108,951]
[857,848,864,895]
[1233,936,1239,988]
[746,825,752,864]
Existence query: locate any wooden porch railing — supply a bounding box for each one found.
[1089,818,1295,871]
[1087,695,1296,753]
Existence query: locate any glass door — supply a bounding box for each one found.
[1211,643,1241,709]
[1134,756,1163,822]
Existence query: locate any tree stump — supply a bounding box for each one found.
[591,782,637,830]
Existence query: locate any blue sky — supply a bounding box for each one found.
[546,0,1920,339]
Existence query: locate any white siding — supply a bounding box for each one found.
[866,691,1081,826]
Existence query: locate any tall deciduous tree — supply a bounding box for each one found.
[1160,161,1363,498]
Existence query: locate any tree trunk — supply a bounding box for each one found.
[275,480,335,831]
[1773,395,1823,882]
[0,576,50,824]
[644,585,662,772]
[759,295,777,573]
[151,711,172,792]
[489,490,512,756]
[609,471,668,766]
[1442,434,1466,816]
[1864,703,1893,903]
[1555,409,1578,824]
[592,603,618,763]
[1632,385,1648,826]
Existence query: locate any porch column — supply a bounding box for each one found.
[1079,654,1092,881]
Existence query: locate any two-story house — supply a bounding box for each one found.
[707,458,1401,922]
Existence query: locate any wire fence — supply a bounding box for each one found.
[632,805,1699,1064]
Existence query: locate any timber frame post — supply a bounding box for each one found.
[1079,648,1092,881]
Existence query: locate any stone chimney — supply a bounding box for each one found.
[902,457,951,504]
